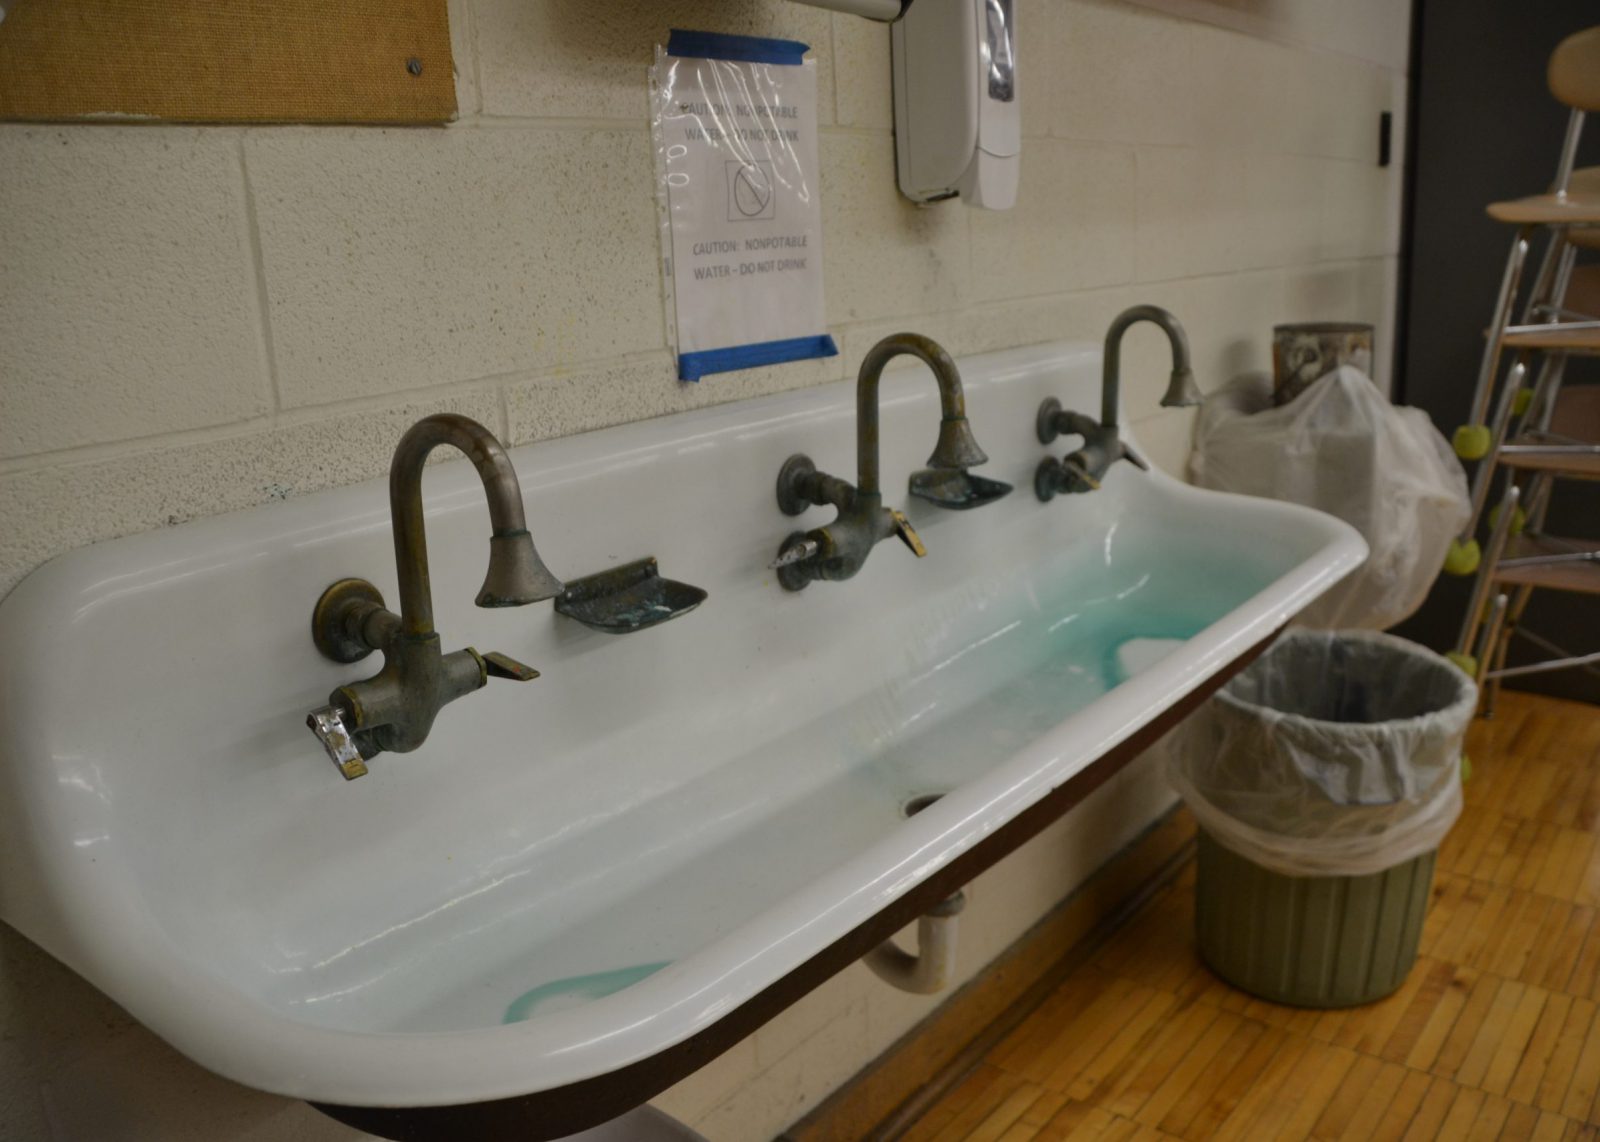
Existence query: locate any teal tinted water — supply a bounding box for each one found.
[834,525,1282,797]
[469,526,1292,1033]
[503,961,670,1025]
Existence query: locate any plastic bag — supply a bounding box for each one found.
[1165,630,1476,877]
[1189,367,1469,631]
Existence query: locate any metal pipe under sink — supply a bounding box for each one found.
[865,791,968,994]
[862,889,967,994]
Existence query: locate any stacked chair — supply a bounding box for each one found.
[1451,27,1600,717]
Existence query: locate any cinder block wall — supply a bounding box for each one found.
[0,1,1408,1138]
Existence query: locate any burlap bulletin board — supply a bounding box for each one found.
[0,0,456,123]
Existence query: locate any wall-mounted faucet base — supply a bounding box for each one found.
[312,578,387,664]
[776,454,821,518]
[1036,397,1066,446]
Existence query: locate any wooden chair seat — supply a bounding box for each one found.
[1563,264,1600,315]
[1502,386,1600,476]
[1486,196,1600,225]
[1499,326,1600,352]
[1495,534,1600,593]
[1487,167,1600,225]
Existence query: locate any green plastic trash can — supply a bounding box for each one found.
[1167,630,1476,1008]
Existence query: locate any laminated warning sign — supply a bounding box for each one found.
[650,30,837,382]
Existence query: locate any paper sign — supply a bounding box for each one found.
[651,31,837,382]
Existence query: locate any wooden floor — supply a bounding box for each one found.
[900,690,1600,1142]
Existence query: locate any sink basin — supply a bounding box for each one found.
[0,342,1364,1134]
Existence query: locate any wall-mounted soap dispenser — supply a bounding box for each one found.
[891,0,1019,210]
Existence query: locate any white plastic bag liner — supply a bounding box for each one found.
[1165,630,1476,877]
[1188,367,1469,631]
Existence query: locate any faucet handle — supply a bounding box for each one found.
[770,535,821,570]
[890,509,927,558]
[307,706,369,781]
[481,651,541,682]
[1060,457,1102,492]
[1118,440,1150,472]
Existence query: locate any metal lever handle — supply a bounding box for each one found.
[307,705,369,781]
[1060,458,1101,492]
[769,536,820,570]
[1119,441,1150,472]
[481,651,540,682]
[890,509,927,558]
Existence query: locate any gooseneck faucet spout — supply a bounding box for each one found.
[772,333,1004,591]
[305,414,561,779]
[1035,305,1202,501]
[1099,304,1201,426]
[389,415,564,634]
[857,334,989,496]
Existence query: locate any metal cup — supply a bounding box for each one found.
[1272,322,1375,406]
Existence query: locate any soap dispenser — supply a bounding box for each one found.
[891,0,1020,210]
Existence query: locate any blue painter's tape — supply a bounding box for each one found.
[667,29,809,66]
[678,334,838,382]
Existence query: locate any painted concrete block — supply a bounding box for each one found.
[0,127,268,459]
[971,141,1136,301]
[247,126,664,408]
[0,389,500,598]
[830,14,892,131]
[821,132,971,325]
[472,0,835,124]
[1054,0,1198,147]
[506,350,844,446]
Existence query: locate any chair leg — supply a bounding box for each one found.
[1524,472,1555,536]
[1457,482,1522,664]
[1480,593,1511,718]
[1455,353,1530,547]
[1486,583,1534,718]
[1459,228,1532,447]
[1518,352,1569,436]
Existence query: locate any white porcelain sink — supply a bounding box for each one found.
[0,342,1363,1131]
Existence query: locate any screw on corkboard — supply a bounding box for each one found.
[406,58,423,77]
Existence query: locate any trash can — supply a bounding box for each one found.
[1166,630,1476,1007]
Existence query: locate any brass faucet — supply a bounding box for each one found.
[305,414,563,778]
[771,333,1002,591]
[1035,305,1202,500]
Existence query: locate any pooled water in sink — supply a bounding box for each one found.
[493,615,1192,1026]
[503,961,670,1024]
[296,530,1282,1034]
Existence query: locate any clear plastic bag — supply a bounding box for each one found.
[1165,630,1477,877]
[1189,367,1470,631]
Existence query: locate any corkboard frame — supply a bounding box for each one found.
[0,0,456,125]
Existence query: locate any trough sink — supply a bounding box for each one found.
[0,342,1364,1136]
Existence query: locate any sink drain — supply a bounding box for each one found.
[902,793,946,818]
